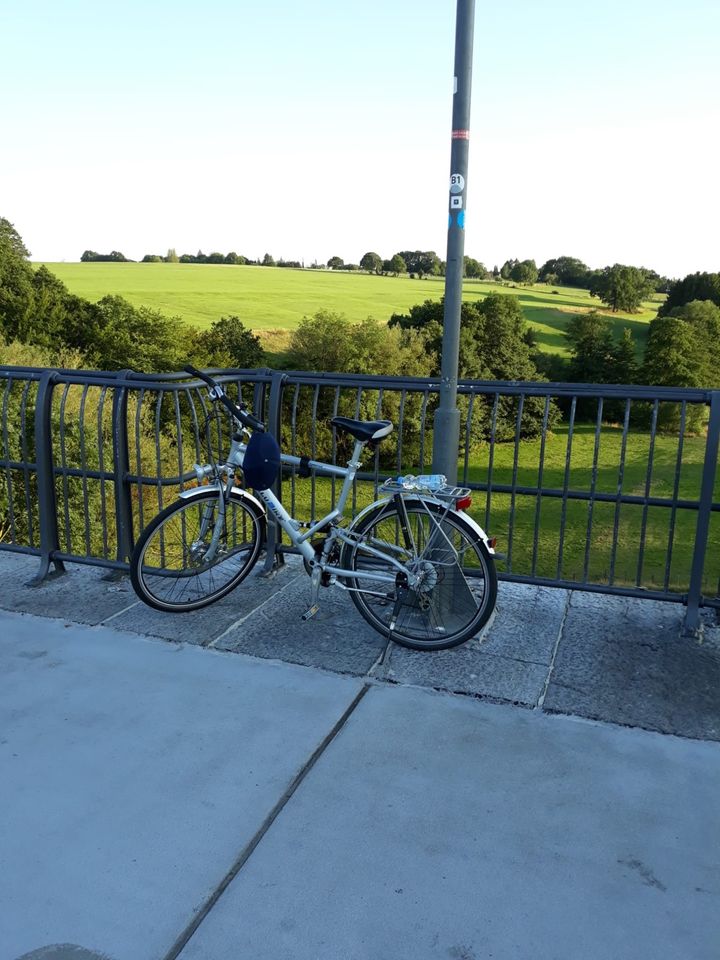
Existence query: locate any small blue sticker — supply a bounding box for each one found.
[458,211,466,229]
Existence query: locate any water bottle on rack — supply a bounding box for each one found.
[394,474,447,492]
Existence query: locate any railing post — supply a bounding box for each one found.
[684,391,720,635]
[111,371,135,567]
[259,369,288,576]
[27,370,66,585]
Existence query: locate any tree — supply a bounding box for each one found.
[0,217,30,258]
[538,256,590,288]
[395,251,442,278]
[360,251,382,274]
[659,272,720,316]
[80,250,129,262]
[262,253,276,267]
[327,256,344,270]
[510,259,538,284]
[643,316,705,389]
[142,254,163,263]
[464,257,488,279]
[500,259,518,280]
[589,264,654,313]
[166,248,179,263]
[388,254,406,276]
[389,294,554,440]
[192,316,265,369]
[564,311,637,385]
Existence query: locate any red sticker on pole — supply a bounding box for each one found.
[451,129,470,140]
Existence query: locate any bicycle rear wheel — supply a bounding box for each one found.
[131,490,265,612]
[342,498,497,650]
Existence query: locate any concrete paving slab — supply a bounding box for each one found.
[543,593,720,740]
[482,581,569,664]
[0,610,362,960]
[215,573,387,675]
[375,581,566,704]
[108,556,304,645]
[0,553,137,625]
[379,640,549,704]
[178,684,720,960]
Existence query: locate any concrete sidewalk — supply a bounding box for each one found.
[2,607,720,960]
[1,551,719,740]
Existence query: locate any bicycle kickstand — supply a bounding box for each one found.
[301,564,322,621]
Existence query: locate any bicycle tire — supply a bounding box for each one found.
[341,498,497,650]
[130,489,265,612]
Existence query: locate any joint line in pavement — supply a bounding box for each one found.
[160,682,371,960]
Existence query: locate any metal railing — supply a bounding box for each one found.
[2,363,719,633]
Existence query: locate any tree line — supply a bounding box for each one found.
[79,244,674,315]
[5,217,720,401]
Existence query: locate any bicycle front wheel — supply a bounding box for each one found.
[342,499,497,650]
[130,490,265,612]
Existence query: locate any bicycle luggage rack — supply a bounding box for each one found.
[379,479,472,502]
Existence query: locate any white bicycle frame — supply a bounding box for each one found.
[184,431,494,590]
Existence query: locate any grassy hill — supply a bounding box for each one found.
[39,262,662,358]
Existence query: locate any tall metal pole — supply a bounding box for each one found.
[432,0,475,484]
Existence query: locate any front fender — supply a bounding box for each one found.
[179,483,265,516]
[349,495,495,555]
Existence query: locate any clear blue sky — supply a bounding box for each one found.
[1,0,718,277]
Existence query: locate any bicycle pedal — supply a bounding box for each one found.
[301,604,320,622]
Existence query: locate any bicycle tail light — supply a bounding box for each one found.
[456,495,472,511]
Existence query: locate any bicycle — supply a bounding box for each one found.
[129,365,498,650]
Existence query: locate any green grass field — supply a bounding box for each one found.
[39,262,662,358]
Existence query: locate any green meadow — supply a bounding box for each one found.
[40,262,662,358]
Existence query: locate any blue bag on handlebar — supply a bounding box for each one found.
[242,431,281,490]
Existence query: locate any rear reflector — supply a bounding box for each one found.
[456,495,472,510]
[488,537,497,549]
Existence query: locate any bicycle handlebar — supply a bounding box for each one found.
[183,365,265,432]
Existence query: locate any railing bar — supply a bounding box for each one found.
[582,398,604,583]
[418,391,429,472]
[58,382,73,553]
[664,401,687,592]
[134,387,146,530]
[462,391,475,484]
[397,390,407,473]
[96,386,110,559]
[530,396,551,578]
[484,394,500,534]
[19,380,38,546]
[352,386,362,515]
[637,399,659,587]
[185,388,203,466]
[556,396,577,581]
[153,391,166,566]
[21,381,38,544]
[311,384,320,522]
[506,395,525,572]
[78,385,93,556]
[2,378,20,543]
[609,398,632,585]
[331,386,340,507]
[290,382,300,519]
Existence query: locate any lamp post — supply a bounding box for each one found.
[431,0,475,484]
